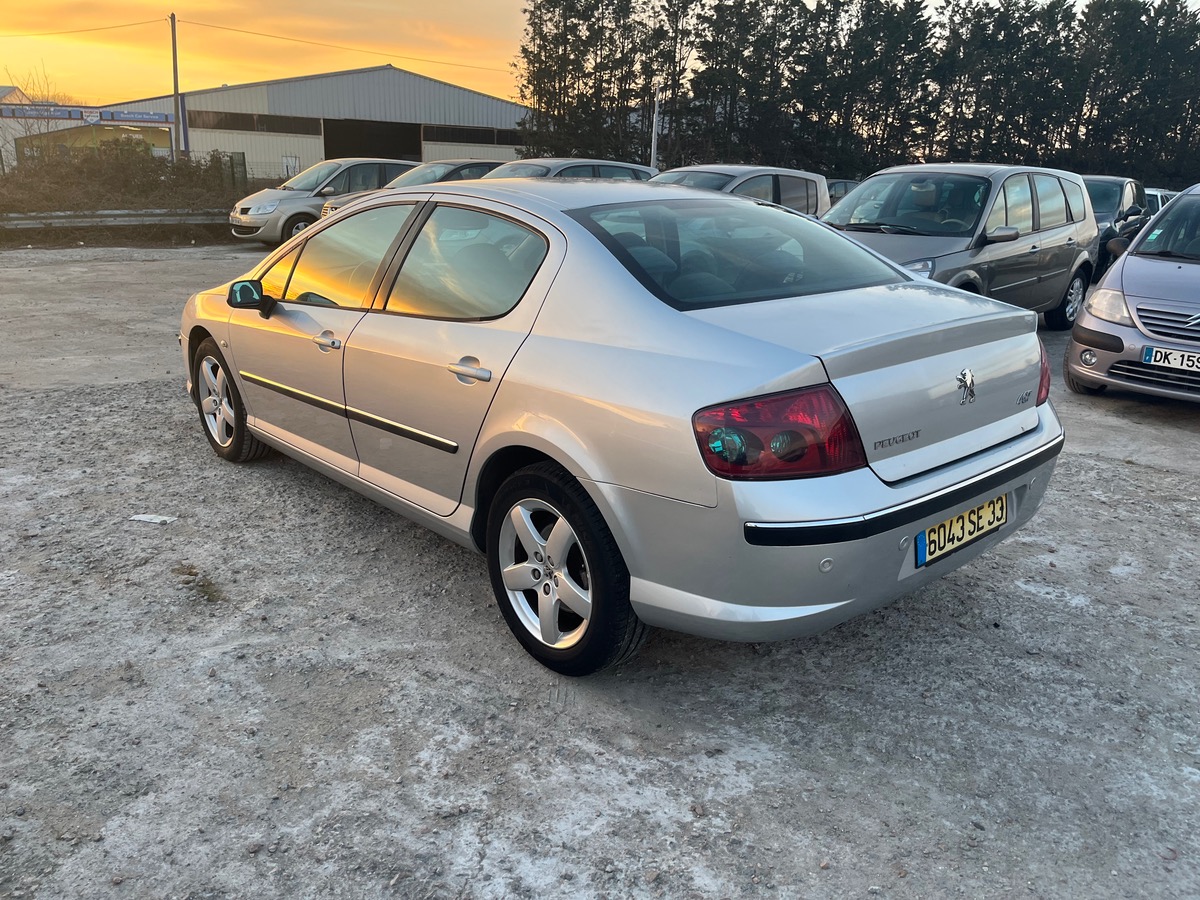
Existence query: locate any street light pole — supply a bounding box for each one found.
[649,83,663,170]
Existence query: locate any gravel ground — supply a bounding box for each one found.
[1,246,1198,899]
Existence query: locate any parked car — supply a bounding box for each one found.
[1144,187,1178,215]
[182,179,1063,675]
[823,163,1098,329]
[320,159,503,218]
[230,158,418,243]
[649,165,831,215]
[827,178,859,205]
[1063,183,1200,401]
[1083,175,1150,281]
[481,158,657,180]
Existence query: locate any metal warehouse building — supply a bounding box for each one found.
[103,65,526,179]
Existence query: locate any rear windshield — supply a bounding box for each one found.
[650,170,736,191]
[571,198,905,310]
[823,171,991,238]
[1084,181,1121,213]
[484,163,552,178]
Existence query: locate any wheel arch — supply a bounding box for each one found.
[469,444,576,553]
[184,325,216,399]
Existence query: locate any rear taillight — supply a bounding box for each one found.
[693,385,868,479]
[1037,338,1051,405]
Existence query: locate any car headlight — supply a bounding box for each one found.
[1085,287,1134,326]
[247,200,279,215]
[904,259,935,278]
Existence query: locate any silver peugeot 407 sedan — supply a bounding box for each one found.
[181,179,1065,675]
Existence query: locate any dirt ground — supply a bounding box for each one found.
[1,245,1197,899]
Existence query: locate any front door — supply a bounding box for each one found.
[344,202,558,515]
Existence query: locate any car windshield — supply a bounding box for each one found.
[650,171,736,191]
[1084,181,1121,213]
[388,163,458,187]
[280,161,342,192]
[484,163,552,178]
[822,172,991,238]
[573,198,905,310]
[1132,195,1200,259]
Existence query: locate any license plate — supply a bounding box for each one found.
[1142,346,1200,371]
[915,493,1008,567]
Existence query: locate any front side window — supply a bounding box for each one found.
[259,246,299,301]
[986,174,1034,235]
[731,175,775,203]
[576,198,904,310]
[558,165,596,177]
[385,206,548,319]
[1033,175,1068,230]
[283,204,416,308]
[651,170,735,191]
[597,165,639,180]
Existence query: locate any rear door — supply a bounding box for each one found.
[1032,174,1076,304]
[979,174,1051,309]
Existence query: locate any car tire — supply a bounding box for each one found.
[1045,270,1087,331]
[1062,353,1106,396]
[192,337,272,462]
[486,462,647,676]
[281,214,315,242]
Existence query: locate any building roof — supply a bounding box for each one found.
[0,86,33,104]
[105,63,528,125]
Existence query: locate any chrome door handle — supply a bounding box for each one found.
[312,333,342,350]
[448,360,492,383]
[1027,245,1040,254]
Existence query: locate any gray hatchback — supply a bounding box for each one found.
[822,164,1098,329]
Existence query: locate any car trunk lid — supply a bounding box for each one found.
[686,282,1044,482]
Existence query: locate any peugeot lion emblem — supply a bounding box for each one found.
[957,368,976,405]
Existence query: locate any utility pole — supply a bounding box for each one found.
[170,13,182,161]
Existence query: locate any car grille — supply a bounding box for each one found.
[320,207,331,217]
[1135,304,1200,345]
[1109,360,1200,395]
[232,225,259,236]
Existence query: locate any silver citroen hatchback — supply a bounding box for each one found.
[183,180,1063,675]
[823,163,1098,329]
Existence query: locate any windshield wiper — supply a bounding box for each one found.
[878,222,931,235]
[1134,248,1200,260]
[840,223,885,232]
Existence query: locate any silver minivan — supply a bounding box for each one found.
[822,164,1098,329]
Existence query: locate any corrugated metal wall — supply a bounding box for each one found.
[420,142,519,162]
[187,129,324,180]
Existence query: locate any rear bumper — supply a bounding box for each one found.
[591,410,1064,642]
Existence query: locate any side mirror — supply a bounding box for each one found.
[228,279,277,319]
[318,184,338,196]
[1106,237,1131,258]
[979,226,1019,247]
[1118,205,1144,222]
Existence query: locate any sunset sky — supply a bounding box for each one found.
[1,2,528,106]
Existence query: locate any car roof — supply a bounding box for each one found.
[374,177,753,214]
[1081,174,1139,184]
[657,164,824,179]
[878,162,1084,181]
[416,158,498,166]
[322,157,417,165]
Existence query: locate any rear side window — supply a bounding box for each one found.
[598,165,639,179]
[284,204,416,308]
[779,176,819,214]
[559,165,595,178]
[385,206,548,319]
[1033,175,1068,229]
[1063,179,1087,222]
[576,198,904,310]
